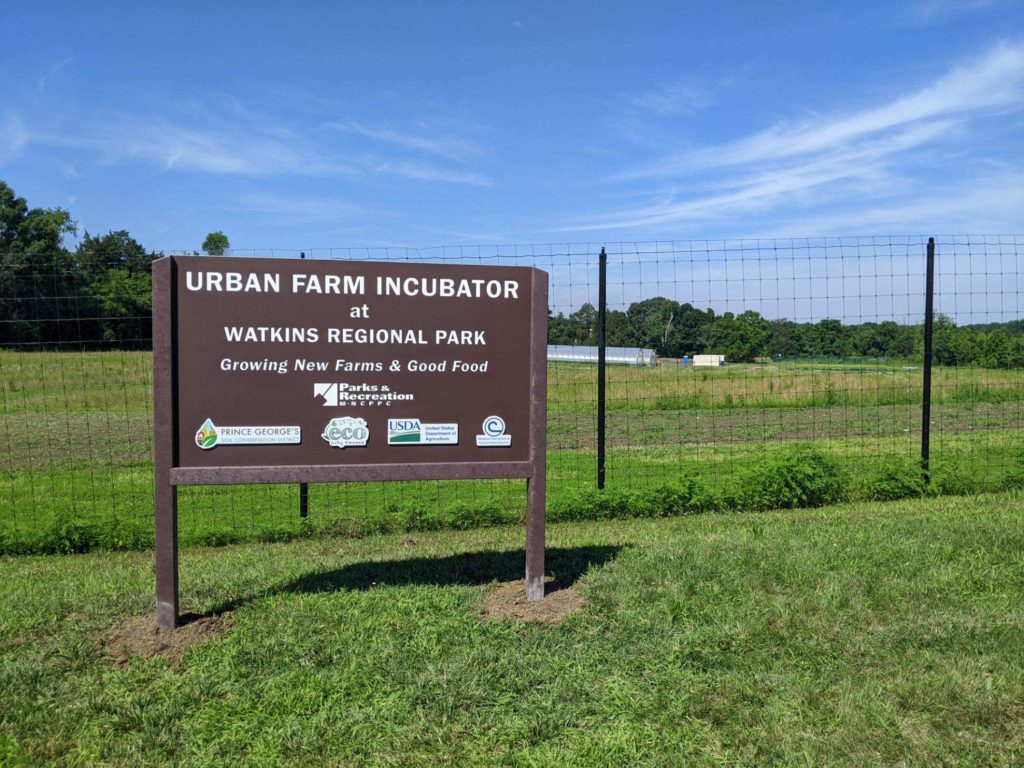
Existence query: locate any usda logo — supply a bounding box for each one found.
[388,418,423,443]
[387,418,459,445]
[321,416,369,449]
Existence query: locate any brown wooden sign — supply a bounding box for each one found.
[153,256,548,629]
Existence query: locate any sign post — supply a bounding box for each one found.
[152,256,548,629]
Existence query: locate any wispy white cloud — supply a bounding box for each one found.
[559,40,1024,236]
[231,193,363,223]
[619,40,1024,181]
[916,0,1002,21]
[367,159,491,186]
[45,117,327,175]
[329,120,483,161]
[560,120,960,231]
[627,79,715,115]
[37,56,73,93]
[755,171,1024,237]
[56,160,79,179]
[16,103,492,186]
[0,114,31,165]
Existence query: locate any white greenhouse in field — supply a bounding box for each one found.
[547,345,657,366]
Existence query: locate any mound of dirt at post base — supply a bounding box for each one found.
[104,612,227,667]
[481,578,584,624]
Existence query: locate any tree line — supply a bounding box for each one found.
[548,298,1024,369]
[0,181,228,348]
[3,180,1021,366]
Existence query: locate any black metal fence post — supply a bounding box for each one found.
[921,237,936,484]
[597,246,607,490]
[299,251,309,518]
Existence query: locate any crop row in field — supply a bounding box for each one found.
[3,351,1024,414]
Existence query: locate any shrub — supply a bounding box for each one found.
[739,445,847,511]
[997,445,1024,491]
[105,521,153,551]
[436,503,514,530]
[930,468,983,496]
[549,477,713,522]
[649,477,714,516]
[550,489,634,522]
[45,514,103,554]
[861,459,925,501]
[195,530,243,548]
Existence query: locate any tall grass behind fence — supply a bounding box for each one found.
[1,236,1023,554]
[930,236,1024,492]
[601,238,929,494]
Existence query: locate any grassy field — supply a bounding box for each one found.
[1,493,1022,765]
[4,350,1024,415]
[2,350,1024,553]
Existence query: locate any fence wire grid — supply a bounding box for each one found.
[1,235,1022,554]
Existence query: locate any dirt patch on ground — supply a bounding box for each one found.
[104,612,227,667]
[481,579,585,624]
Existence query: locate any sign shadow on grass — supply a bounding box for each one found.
[282,544,624,596]
[198,545,624,620]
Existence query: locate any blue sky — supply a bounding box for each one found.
[1,0,1022,253]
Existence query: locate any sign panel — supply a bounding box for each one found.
[168,256,537,468]
[152,255,549,629]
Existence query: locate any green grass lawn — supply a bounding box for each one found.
[2,492,1023,766]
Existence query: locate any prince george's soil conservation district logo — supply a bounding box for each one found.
[195,418,301,449]
[321,416,369,448]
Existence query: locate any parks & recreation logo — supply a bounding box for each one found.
[314,382,415,407]
[321,416,370,448]
[387,418,459,445]
[195,418,301,449]
[475,415,511,447]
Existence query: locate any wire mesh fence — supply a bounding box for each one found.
[1,235,1022,554]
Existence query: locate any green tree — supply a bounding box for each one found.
[0,181,77,345]
[75,231,158,345]
[202,231,230,256]
[706,310,771,362]
[568,302,598,344]
[547,311,576,345]
[975,330,1020,369]
[0,181,75,255]
[76,230,152,273]
[811,319,853,357]
[663,303,714,357]
[766,319,808,357]
[931,315,972,366]
[626,297,679,355]
[605,310,635,347]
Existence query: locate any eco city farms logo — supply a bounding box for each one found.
[321,416,370,448]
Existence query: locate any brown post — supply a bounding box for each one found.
[525,269,547,600]
[152,258,179,629]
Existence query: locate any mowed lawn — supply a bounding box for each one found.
[2,493,1023,766]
